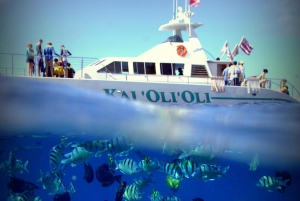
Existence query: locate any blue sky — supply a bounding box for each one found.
[0,0,299,98]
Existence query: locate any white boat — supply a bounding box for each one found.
[0,3,299,105]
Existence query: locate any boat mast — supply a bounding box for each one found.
[172,0,178,36]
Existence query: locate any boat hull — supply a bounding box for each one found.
[1,76,298,105]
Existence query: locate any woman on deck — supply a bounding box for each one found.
[26,43,34,77]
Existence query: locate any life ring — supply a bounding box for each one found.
[177,45,187,57]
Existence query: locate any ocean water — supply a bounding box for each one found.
[0,78,300,201]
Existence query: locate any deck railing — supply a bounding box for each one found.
[1,53,299,101]
[267,78,300,99]
[0,53,99,77]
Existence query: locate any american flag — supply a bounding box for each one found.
[239,37,253,55]
[190,0,200,7]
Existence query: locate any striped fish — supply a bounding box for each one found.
[256,176,290,192]
[179,143,216,163]
[133,174,155,190]
[195,164,229,181]
[0,159,29,174]
[178,159,199,178]
[49,142,72,172]
[36,170,67,195]
[123,184,143,201]
[116,158,141,175]
[161,162,184,179]
[71,140,108,153]
[61,147,94,168]
[161,196,181,201]
[107,135,134,157]
[138,157,161,173]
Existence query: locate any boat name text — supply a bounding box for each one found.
[103,89,211,103]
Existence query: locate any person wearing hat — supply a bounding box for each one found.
[257,69,268,88]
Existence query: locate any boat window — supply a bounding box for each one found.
[115,62,121,74]
[122,62,128,73]
[133,62,145,74]
[145,62,156,74]
[160,63,172,75]
[163,35,183,43]
[101,61,126,74]
[105,62,115,73]
[160,63,184,75]
[173,63,184,75]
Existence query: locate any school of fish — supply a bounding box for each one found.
[1,135,293,200]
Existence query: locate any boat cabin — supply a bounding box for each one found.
[75,7,232,84]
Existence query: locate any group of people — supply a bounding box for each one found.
[221,61,289,95]
[222,60,246,86]
[222,60,269,87]
[26,39,75,78]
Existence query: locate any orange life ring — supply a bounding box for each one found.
[177,45,187,57]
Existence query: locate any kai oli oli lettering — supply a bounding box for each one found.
[103,89,211,103]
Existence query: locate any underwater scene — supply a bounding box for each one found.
[0,79,300,201]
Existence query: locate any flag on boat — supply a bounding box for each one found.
[239,37,253,55]
[226,45,233,61]
[219,41,233,61]
[220,41,228,54]
[190,0,200,7]
[231,44,239,58]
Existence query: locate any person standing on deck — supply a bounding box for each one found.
[228,61,240,86]
[222,63,232,85]
[44,42,60,77]
[26,43,34,77]
[36,39,43,77]
[60,45,72,78]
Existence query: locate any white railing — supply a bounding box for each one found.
[92,72,213,85]
[0,53,99,77]
[268,78,300,99]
